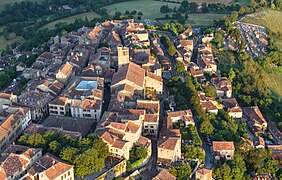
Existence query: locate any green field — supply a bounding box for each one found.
[241,10,282,33]
[179,0,233,4]
[187,13,227,26]
[105,0,181,19]
[0,33,24,51]
[267,72,282,99]
[159,13,227,26]
[41,12,101,29]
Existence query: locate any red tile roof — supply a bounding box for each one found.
[213,141,235,151]
[112,62,145,88]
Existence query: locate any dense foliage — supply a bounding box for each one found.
[170,164,192,180]
[18,132,109,177]
[126,144,148,172]
[160,35,177,56]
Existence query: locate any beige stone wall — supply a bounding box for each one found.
[145,77,163,94]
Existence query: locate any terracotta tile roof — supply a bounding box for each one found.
[49,97,68,106]
[71,99,102,110]
[211,77,232,92]
[213,141,235,151]
[201,101,217,111]
[88,25,103,40]
[179,39,193,47]
[0,93,13,100]
[227,107,242,113]
[146,71,163,82]
[158,137,179,150]
[0,145,41,179]
[166,110,192,117]
[112,62,145,88]
[137,100,159,114]
[145,114,159,123]
[112,139,127,149]
[59,62,73,76]
[125,121,140,133]
[28,153,73,179]
[136,136,150,147]
[109,122,126,131]
[243,106,267,125]
[222,98,239,108]
[153,170,176,180]
[196,168,212,176]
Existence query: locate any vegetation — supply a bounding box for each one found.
[105,0,180,20]
[126,144,148,172]
[170,164,192,180]
[174,61,185,74]
[214,148,280,179]
[241,10,282,33]
[18,132,109,178]
[160,35,177,56]
[41,12,101,29]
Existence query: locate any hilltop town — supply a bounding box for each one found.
[0,17,280,179]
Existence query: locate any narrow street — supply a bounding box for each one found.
[158,31,214,170]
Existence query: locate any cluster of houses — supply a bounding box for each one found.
[0,17,280,179]
[233,22,268,58]
[167,26,281,180]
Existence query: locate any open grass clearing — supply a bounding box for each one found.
[41,12,101,29]
[241,10,282,33]
[104,0,180,19]
[178,0,233,4]
[0,33,24,52]
[266,72,282,100]
[187,13,227,26]
[159,13,227,26]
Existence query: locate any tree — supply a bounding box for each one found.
[138,12,143,16]
[228,68,236,82]
[160,5,170,13]
[60,147,79,163]
[175,61,185,74]
[230,11,238,23]
[48,140,61,156]
[26,133,46,148]
[214,163,232,180]
[136,146,148,160]
[200,120,214,135]
[170,164,192,180]
[204,86,216,98]
[214,33,224,48]
[74,148,105,178]
[131,10,137,15]
[202,2,209,13]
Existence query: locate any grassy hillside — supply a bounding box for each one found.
[241,10,282,33]
[267,72,282,99]
[41,12,101,29]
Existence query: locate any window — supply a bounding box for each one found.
[60,112,64,115]
[60,107,64,110]
[68,171,70,176]
[83,114,91,117]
